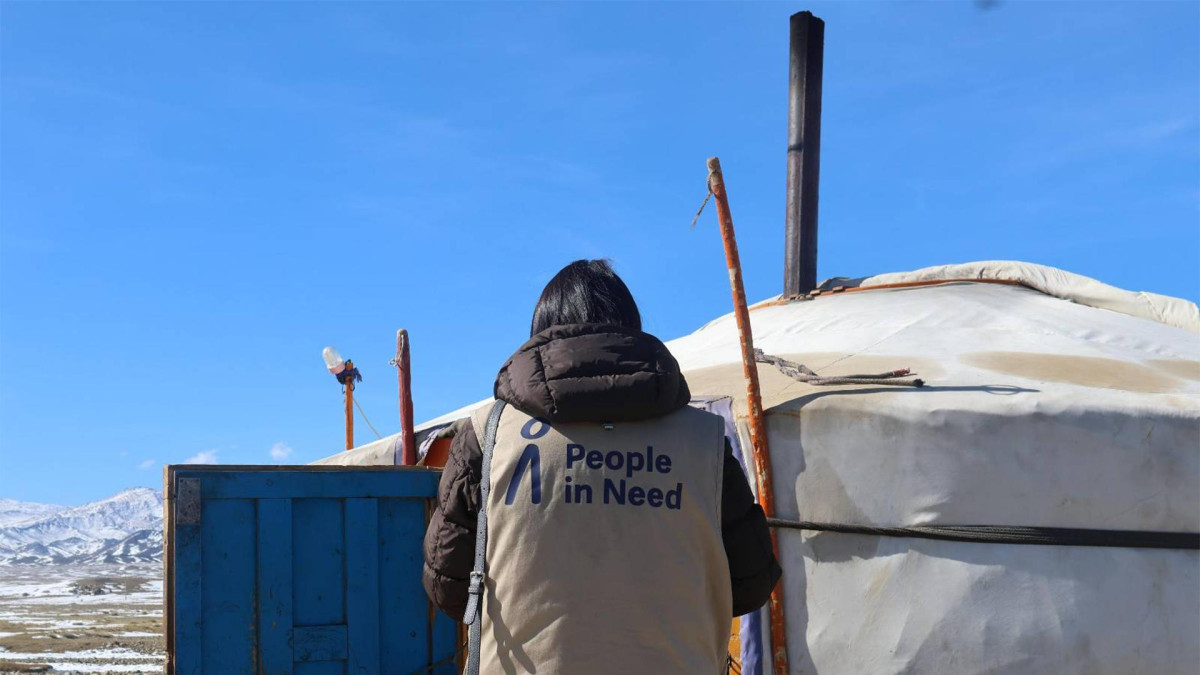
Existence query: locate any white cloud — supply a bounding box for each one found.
[269,442,293,462]
[120,450,129,457]
[184,450,219,464]
[138,459,157,470]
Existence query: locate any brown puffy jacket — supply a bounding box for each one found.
[422,323,781,621]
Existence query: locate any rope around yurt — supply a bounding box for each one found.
[754,350,924,387]
[752,353,1199,550]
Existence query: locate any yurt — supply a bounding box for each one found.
[315,11,1198,671]
[316,260,1200,675]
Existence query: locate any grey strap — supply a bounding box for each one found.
[465,399,506,675]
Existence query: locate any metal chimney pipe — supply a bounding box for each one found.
[784,11,825,297]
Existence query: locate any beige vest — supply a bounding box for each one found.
[469,403,732,675]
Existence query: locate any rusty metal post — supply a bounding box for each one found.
[344,360,355,451]
[707,157,790,674]
[395,329,417,465]
[784,10,825,298]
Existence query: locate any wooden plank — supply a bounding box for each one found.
[378,498,429,674]
[293,625,348,662]
[394,329,417,465]
[166,467,444,674]
[168,464,441,473]
[293,499,345,627]
[430,611,459,675]
[174,518,202,675]
[295,663,346,675]
[163,467,176,674]
[201,499,257,675]
[171,469,440,500]
[257,499,294,675]
[345,499,381,674]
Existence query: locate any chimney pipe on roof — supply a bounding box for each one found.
[784,11,825,297]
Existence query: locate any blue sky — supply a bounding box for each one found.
[2,2,1196,505]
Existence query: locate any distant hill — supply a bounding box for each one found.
[0,498,66,527]
[0,488,163,565]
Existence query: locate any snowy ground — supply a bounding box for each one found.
[0,565,162,674]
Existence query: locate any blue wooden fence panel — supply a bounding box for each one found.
[257,498,294,675]
[293,499,346,628]
[175,517,203,675]
[201,499,257,674]
[378,498,441,674]
[168,467,452,675]
[346,499,381,675]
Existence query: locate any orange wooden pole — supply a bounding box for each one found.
[344,360,355,451]
[395,329,417,465]
[707,157,790,674]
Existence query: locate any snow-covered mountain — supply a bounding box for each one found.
[0,488,163,565]
[76,528,165,565]
[0,498,66,527]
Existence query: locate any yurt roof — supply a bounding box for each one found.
[313,260,1199,468]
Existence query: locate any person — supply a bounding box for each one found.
[423,259,780,674]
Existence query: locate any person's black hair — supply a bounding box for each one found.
[530,259,642,336]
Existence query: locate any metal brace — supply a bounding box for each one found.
[177,478,201,525]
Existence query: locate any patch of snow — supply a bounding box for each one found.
[0,615,97,629]
[45,664,163,673]
[16,592,160,606]
[0,647,160,659]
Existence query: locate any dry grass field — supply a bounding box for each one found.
[0,565,163,674]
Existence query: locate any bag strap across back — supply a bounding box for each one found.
[464,399,506,675]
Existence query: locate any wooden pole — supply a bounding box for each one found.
[707,157,790,674]
[344,360,355,451]
[395,329,417,465]
[784,10,825,298]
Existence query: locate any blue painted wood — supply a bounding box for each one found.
[201,499,256,675]
[431,612,458,675]
[175,521,203,675]
[378,498,429,674]
[295,662,346,675]
[170,467,455,675]
[257,499,294,675]
[345,499,381,675]
[293,499,345,627]
[294,625,348,662]
[172,469,439,500]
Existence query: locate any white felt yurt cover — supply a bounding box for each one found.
[316,262,1200,674]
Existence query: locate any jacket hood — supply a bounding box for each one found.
[493,324,691,423]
